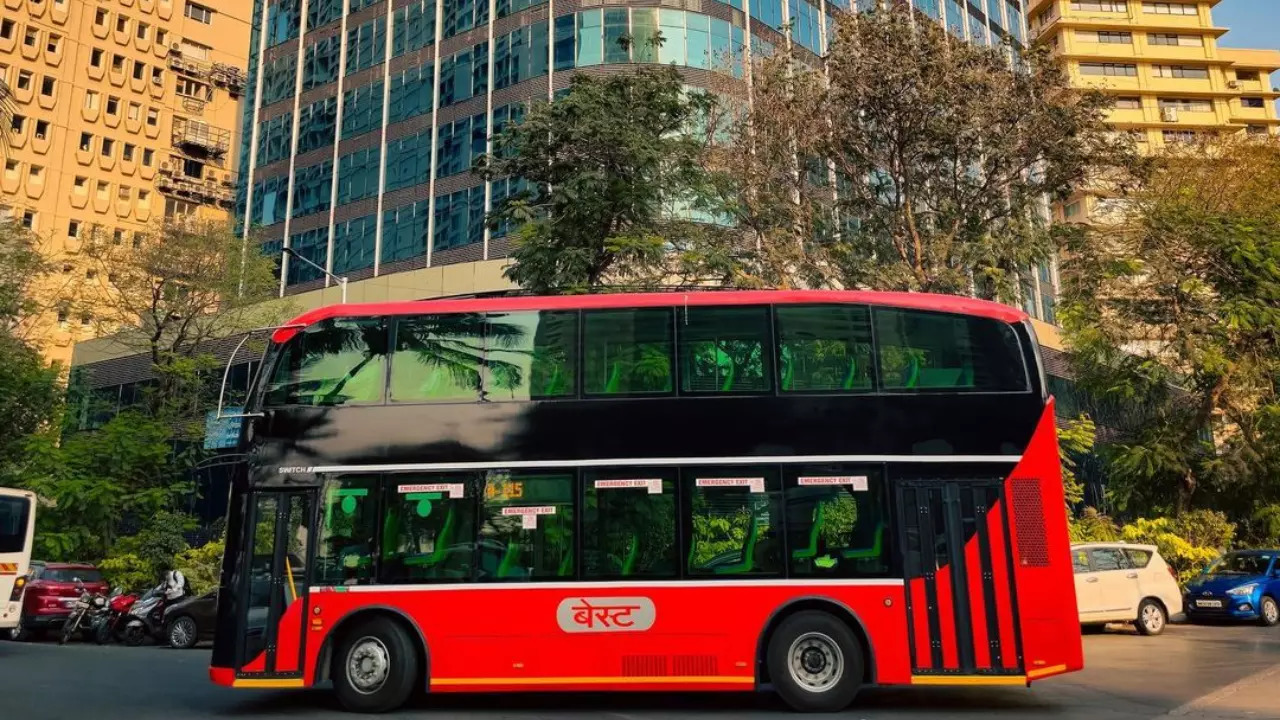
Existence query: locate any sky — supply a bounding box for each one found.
[1212,0,1280,87]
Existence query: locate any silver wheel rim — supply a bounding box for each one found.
[1142,604,1164,632]
[1265,599,1278,624]
[787,632,843,693]
[172,618,195,646]
[346,636,391,695]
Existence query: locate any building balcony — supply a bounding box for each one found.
[155,167,235,208]
[171,119,231,157]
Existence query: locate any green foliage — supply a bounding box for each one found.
[481,64,719,292]
[1249,505,1280,546]
[1059,414,1096,509]
[1061,137,1280,514]
[1068,507,1120,544]
[97,512,193,591]
[98,553,153,594]
[175,538,225,596]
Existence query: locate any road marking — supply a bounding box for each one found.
[1164,663,1280,717]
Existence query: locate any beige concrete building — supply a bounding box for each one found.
[1,0,250,368]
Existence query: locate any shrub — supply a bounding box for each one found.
[174,538,224,596]
[1070,507,1120,543]
[98,552,153,593]
[1118,513,1234,584]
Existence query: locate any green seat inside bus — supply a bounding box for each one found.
[781,348,861,391]
[790,501,884,564]
[792,503,826,560]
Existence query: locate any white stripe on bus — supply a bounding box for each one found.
[310,578,907,593]
[288,454,1022,474]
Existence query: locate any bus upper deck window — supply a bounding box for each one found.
[874,309,1027,392]
[264,318,388,406]
[775,305,873,393]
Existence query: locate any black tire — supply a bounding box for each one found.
[59,613,80,645]
[766,611,864,713]
[1135,598,1167,636]
[1259,596,1279,628]
[93,618,110,645]
[166,616,199,649]
[332,616,420,713]
[122,622,147,647]
[7,615,30,642]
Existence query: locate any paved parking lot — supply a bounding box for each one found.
[2,623,1278,719]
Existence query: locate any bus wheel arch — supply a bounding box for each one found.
[755,597,874,689]
[313,606,430,694]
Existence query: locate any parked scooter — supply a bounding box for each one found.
[59,583,108,645]
[121,572,188,646]
[91,588,138,644]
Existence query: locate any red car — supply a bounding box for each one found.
[7,561,110,641]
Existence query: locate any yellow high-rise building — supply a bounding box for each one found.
[1,0,250,368]
[1028,1,1280,144]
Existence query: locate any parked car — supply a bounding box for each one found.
[162,589,218,649]
[8,562,110,641]
[1184,550,1280,627]
[1072,542,1183,636]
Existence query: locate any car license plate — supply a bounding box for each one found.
[1195,599,1223,608]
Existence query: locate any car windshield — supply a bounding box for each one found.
[42,568,103,583]
[1206,553,1273,576]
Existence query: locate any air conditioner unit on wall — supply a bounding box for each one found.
[1161,107,1179,122]
[1227,80,1240,89]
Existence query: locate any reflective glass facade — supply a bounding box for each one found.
[236,0,1026,293]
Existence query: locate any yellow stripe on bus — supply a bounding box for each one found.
[232,678,306,688]
[1027,664,1069,679]
[432,676,755,687]
[910,674,1027,686]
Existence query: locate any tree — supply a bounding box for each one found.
[0,79,15,161]
[480,63,719,293]
[708,4,1135,301]
[1060,135,1280,514]
[77,218,284,417]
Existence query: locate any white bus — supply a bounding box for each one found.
[0,487,36,631]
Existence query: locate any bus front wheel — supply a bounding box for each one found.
[767,610,864,712]
[332,616,420,713]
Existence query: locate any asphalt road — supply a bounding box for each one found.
[2,623,1278,719]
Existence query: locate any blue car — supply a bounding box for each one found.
[1184,550,1280,626]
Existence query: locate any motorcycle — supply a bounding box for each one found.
[59,583,108,645]
[122,583,176,646]
[91,588,138,645]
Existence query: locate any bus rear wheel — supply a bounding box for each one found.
[332,616,419,713]
[767,610,864,713]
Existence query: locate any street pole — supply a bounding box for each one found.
[282,247,349,303]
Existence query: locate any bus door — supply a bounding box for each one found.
[896,479,1023,677]
[236,491,314,680]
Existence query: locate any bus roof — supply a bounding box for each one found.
[273,290,1028,343]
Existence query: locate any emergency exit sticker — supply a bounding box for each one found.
[798,476,869,491]
[594,478,663,494]
[398,483,465,498]
[696,477,765,493]
[503,505,557,529]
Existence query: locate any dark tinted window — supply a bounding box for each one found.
[0,496,31,553]
[874,308,1027,392]
[390,313,484,402]
[484,311,577,401]
[317,476,378,585]
[390,312,578,402]
[785,466,890,578]
[582,469,677,579]
[583,308,674,395]
[381,474,478,582]
[477,471,574,581]
[685,466,782,577]
[1072,549,1090,574]
[1125,548,1152,568]
[265,318,388,406]
[42,568,104,583]
[1088,547,1129,571]
[776,305,873,392]
[678,307,771,393]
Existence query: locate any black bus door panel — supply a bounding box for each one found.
[898,480,1023,676]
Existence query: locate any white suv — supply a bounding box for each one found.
[1071,543,1184,636]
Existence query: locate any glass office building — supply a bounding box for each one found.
[235,0,1027,296]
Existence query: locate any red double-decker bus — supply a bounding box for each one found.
[209,290,1081,713]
